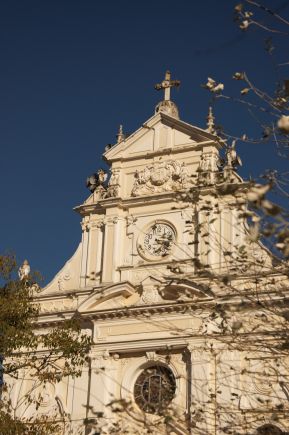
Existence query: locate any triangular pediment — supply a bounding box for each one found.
[103,112,220,163]
[77,281,138,313]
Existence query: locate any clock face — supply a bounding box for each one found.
[142,223,175,258]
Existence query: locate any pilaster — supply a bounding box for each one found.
[86,219,104,286]
[187,345,216,434]
[102,217,118,283]
[80,220,90,288]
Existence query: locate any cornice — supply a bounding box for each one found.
[104,140,218,164]
[35,287,94,301]
[34,283,289,327]
[73,181,251,215]
[118,257,193,271]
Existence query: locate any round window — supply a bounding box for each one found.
[134,365,176,415]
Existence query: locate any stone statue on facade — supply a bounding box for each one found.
[86,169,108,193]
[198,152,220,185]
[106,168,120,198]
[222,141,242,182]
[225,141,242,169]
[18,259,30,280]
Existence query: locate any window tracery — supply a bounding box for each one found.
[133,365,176,415]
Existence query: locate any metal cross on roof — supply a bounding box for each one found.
[155,71,180,101]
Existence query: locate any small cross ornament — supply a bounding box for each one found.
[155,70,180,101]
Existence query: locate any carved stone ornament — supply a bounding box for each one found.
[31,383,56,409]
[249,359,277,396]
[93,185,107,200]
[197,152,221,185]
[131,160,190,197]
[145,351,157,361]
[58,267,72,291]
[90,218,104,230]
[106,169,120,198]
[40,298,78,313]
[30,383,63,419]
[105,216,118,225]
[139,285,163,305]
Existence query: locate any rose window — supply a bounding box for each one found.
[134,366,176,415]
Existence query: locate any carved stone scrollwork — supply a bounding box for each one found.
[40,297,78,313]
[126,215,137,237]
[145,351,157,361]
[200,312,226,334]
[105,216,118,225]
[93,185,107,200]
[58,268,71,291]
[91,219,105,230]
[139,285,163,305]
[131,160,190,197]
[81,221,89,232]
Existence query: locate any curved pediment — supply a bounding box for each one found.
[77,279,214,313]
[78,281,138,313]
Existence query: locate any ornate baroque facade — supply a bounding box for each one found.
[11,73,289,434]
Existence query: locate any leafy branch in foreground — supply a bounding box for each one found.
[201,2,289,263]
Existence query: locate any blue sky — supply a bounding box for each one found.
[1,0,288,283]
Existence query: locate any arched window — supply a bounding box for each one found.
[133,365,176,415]
[257,424,287,435]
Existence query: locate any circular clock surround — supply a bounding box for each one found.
[138,221,176,261]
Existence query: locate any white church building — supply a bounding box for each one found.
[13,73,289,434]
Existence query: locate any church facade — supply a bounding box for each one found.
[12,73,289,434]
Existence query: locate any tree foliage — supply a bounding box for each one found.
[0,254,91,434]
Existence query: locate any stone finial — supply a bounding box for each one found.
[206,106,216,134]
[225,140,242,168]
[18,259,30,280]
[116,124,125,144]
